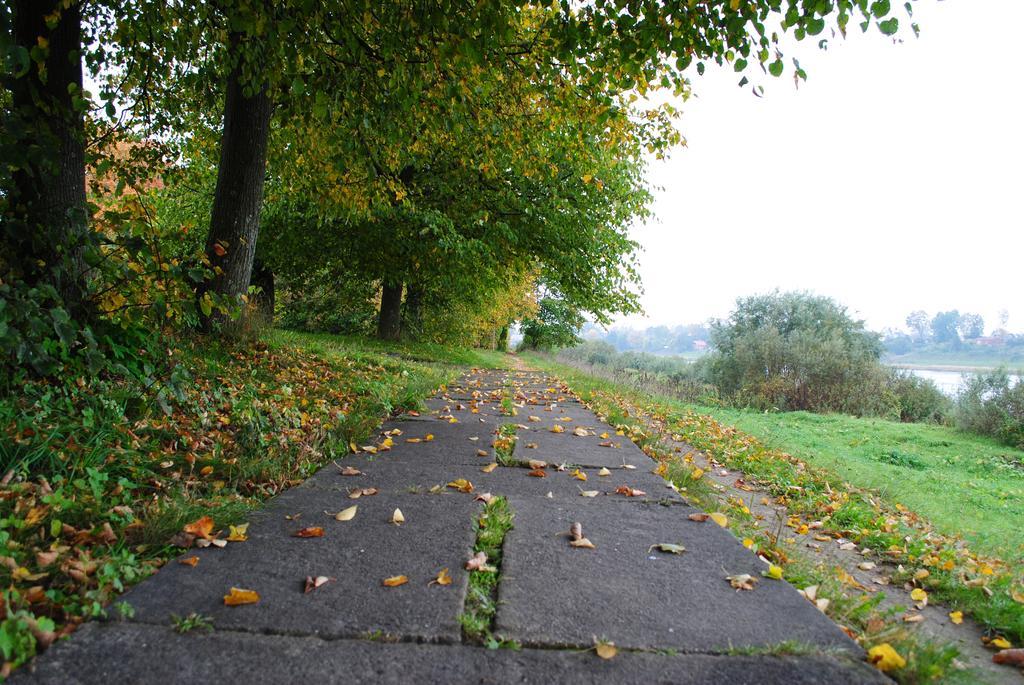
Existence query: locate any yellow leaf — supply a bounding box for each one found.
[200,465,214,476]
[949,611,963,625]
[910,588,928,602]
[447,479,474,493]
[691,468,704,480]
[382,575,408,587]
[335,505,357,521]
[765,564,784,580]
[709,512,728,528]
[595,641,617,659]
[571,469,587,481]
[226,523,249,542]
[742,538,754,549]
[392,508,405,525]
[223,587,260,606]
[867,643,906,672]
[431,568,452,586]
[550,425,564,433]
[425,434,434,441]
[990,637,1012,649]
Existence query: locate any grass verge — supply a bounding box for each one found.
[459,496,516,648]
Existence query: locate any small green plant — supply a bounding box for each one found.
[460,496,514,645]
[876,450,927,470]
[494,424,518,466]
[171,612,213,634]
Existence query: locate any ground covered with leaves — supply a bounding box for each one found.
[0,332,500,675]
[528,353,1024,683]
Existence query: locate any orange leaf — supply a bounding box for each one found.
[382,575,408,587]
[223,587,260,606]
[183,516,215,540]
[293,527,324,538]
[179,556,200,567]
[527,468,547,478]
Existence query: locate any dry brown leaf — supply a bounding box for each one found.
[477,449,489,457]
[293,527,324,538]
[595,641,617,660]
[572,427,590,437]
[992,649,1024,667]
[481,463,498,473]
[527,468,547,478]
[727,573,758,591]
[528,459,547,469]
[570,537,596,549]
[475,492,495,504]
[304,575,332,593]
[223,587,260,606]
[179,556,200,568]
[348,487,379,499]
[382,575,408,587]
[615,486,646,497]
[569,521,583,541]
[525,442,538,449]
[339,466,362,476]
[465,551,496,572]
[226,523,249,542]
[688,513,710,522]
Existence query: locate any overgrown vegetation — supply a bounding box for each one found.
[954,369,1024,449]
[528,355,1024,661]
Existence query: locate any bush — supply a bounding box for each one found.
[955,370,1024,449]
[885,370,951,424]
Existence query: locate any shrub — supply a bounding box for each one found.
[885,370,951,424]
[955,369,1024,449]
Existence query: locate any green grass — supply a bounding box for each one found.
[687,406,1024,563]
[460,496,516,648]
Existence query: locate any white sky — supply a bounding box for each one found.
[616,0,1024,334]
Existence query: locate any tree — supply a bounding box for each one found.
[905,310,930,343]
[708,291,883,412]
[931,310,961,345]
[957,313,984,340]
[520,297,585,350]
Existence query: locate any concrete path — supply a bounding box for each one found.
[14,369,888,684]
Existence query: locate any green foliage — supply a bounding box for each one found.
[520,298,584,350]
[708,291,884,414]
[885,370,951,424]
[955,369,1024,449]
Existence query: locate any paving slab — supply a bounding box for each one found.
[496,497,859,653]
[119,492,479,642]
[14,621,887,685]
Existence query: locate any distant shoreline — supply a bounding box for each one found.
[888,362,1024,374]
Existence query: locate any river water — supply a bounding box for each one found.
[902,368,1022,396]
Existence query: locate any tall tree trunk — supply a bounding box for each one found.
[200,35,272,331]
[250,259,275,325]
[8,0,88,315]
[497,325,509,352]
[377,280,403,341]
[402,282,424,339]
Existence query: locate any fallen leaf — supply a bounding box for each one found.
[525,442,538,449]
[477,449,489,457]
[648,543,686,555]
[183,516,215,540]
[339,466,362,476]
[595,641,617,660]
[688,513,710,522]
[406,438,422,443]
[465,551,495,572]
[430,568,452,586]
[598,467,611,477]
[179,556,200,567]
[727,573,758,591]
[867,643,906,673]
[527,468,547,478]
[391,509,405,525]
[858,562,876,571]
[382,575,408,587]
[550,425,564,433]
[304,575,332,593]
[227,523,249,542]
[570,469,587,481]
[992,648,1024,667]
[990,637,1013,650]
[425,434,434,441]
[293,527,324,538]
[528,459,547,469]
[570,537,596,549]
[910,588,928,604]
[579,490,599,498]
[210,538,227,548]
[348,487,379,499]
[764,564,784,580]
[949,611,963,625]
[474,492,495,504]
[447,479,474,493]
[709,512,728,528]
[569,522,583,541]
[481,462,498,473]
[572,427,590,437]
[335,505,358,521]
[200,465,214,476]
[224,587,260,606]
[615,486,646,497]
[528,416,541,422]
